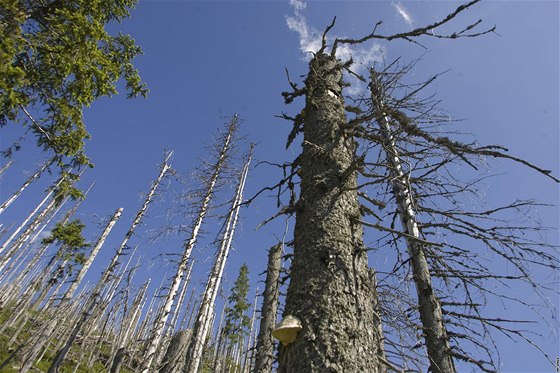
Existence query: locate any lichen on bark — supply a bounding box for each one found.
[278,53,385,373]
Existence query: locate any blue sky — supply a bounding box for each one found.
[0,1,558,371]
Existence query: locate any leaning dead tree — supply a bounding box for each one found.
[367,69,456,373]
[0,175,62,260]
[350,59,559,371]
[43,152,173,373]
[271,2,500,372]
[184,144,252,373]
[0,159,13,176]
[62,207,124,301]
[0,157,53,215]
[139,117,238,373]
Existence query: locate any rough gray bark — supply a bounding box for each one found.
[158,329,193,373]
[109,347,128,373]
[369,71,456,373]
[277,53,385,373]
[253,243,282,373]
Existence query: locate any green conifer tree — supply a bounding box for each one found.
[223,264,251,345]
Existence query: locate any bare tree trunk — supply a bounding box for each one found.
[184,144,251,373]
[154,262,194,369]
[0,189,75,292]
[243,287,259,373]
[254,243,282,373]
[44,271,70,309]
[0,159,13,176]
[45,154,172,373]
[63,208,123,301]
[158,329,193,373]
[0,157,53,215]
[0,179,57,260]
[368,71,456,373]
[277,53,385,373]
[31,258,67,310]
[168,262,194,333]
[104,152,172,296]
[139,119,237,373]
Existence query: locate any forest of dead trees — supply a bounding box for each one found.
[0,1,558,373]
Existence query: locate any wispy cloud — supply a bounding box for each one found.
[393,3,413,27]
[32,230,51,243]
[285,1,385,95]
[285,0,322,55]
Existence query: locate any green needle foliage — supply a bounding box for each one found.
[42,219,89,274]
[0,0,148,198]
[223,263,251,345]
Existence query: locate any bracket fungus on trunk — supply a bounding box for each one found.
[272,315,302,346]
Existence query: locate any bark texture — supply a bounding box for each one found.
[277,53,385,373]
[253,243,282,373]
[159,329,192,373]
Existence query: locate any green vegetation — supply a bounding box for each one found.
[222,264,251,346]
[0,0,147,200]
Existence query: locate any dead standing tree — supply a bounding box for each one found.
[273,2,498,372]
[351,61,559,371]
[42,152,173,373]
[253,243,282,373]
[278,51,385,373]
[139,116,239,373]
[0,157,53,215]
[184,144,252,373]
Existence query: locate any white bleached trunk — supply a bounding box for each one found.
[0,159,13,176]
[45,155,171,373]
[0,158,53,215]
[139,119,237,373]
[63,208,123,301]
[0,183,56,259]
[184,145,251,373]
[243,287,259,373]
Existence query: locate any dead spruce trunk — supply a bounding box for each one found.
[277,53,385,373]
[45,156,171,373]
[0,160,13,176]
[0,157,53,215]
[0,180,57,261]
[243,287,259,373]
[184,145,251,373]
[369,71,456,373]
[139,118,237,373]
[158,329,193,373]
[63,208,123,301]
[253,243,282,373]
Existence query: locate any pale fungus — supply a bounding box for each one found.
[272,315,303,346]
